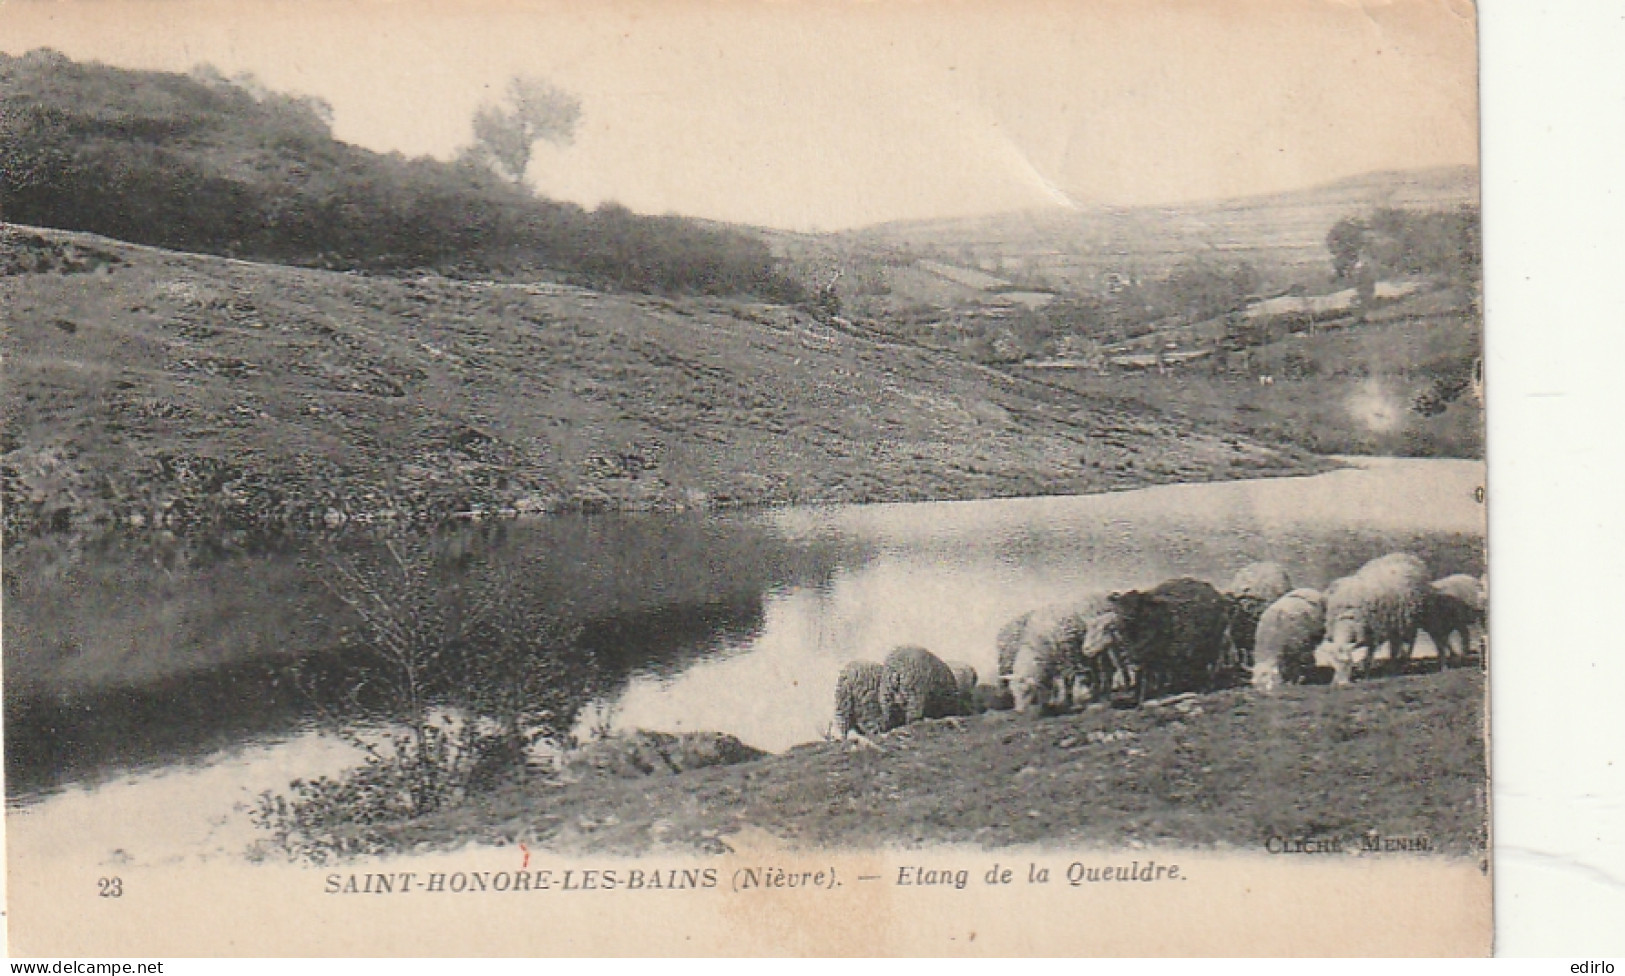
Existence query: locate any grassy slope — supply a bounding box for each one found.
[1024,292,1485,459]
[349,669,1487,859]
[1,223,1326,542]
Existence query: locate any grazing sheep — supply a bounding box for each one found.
[1081,578,1233,705]
[1225,562,1295,667]
[1465,572,1489,659]
[945,660,979,713]
[1417,591,1474,669]
[1420,575,1487,669]
[1432,573,1487,655]
[882,645,963,725]
[997,595,1112,714]
[834,661,891,737]
[1317,553,1431,685]
[1251,588,1325,693]
[1432,573,1486,613]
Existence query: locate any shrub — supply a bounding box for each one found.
[252,528,603,862]
[1277,350,1320,380]
[250,725,470,863]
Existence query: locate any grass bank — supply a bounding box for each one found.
[312,668,1486,861]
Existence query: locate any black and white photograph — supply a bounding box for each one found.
[1,0,1491,956]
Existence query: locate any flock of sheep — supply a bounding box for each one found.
[834,553,1488,737]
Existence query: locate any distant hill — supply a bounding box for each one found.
[840,165,1480,292]
[0,49,800,299]
[1,224,1323,546]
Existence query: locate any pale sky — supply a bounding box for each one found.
[0,0,1480,231]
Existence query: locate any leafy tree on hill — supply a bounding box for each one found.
[461,75,583,186]
[1326,206,1482,286]
[1326,217,1367,281]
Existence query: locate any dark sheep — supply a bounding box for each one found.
[1419,575,1487,669]
[1080,577,1234,706]
[1432,573,1486,614]
[1225,561,1295,667]
[1429,573,1488,661]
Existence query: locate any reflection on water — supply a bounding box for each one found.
[612,459,1486,751]
[3,511,845,797]
[4,459,1484,867]
[5,729,368,870]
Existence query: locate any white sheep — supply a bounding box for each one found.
[834,661,890,737]
[998,595,1111,713]
[1251,588,1325,693]
[1318,553,1431,685]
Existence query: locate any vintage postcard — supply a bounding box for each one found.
[0,0,1488,957]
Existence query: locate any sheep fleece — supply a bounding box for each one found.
[1421,579,1483,665]
[1252,588,1325,692]
[998,595,1110,711]
[1085,578,1232,700]
[1227,561,1295,601]
[1322,553,1431,676]
[1226,561,1295,657]
[834,661,890,736]
[1431,574,1486,615]
[883,645,963,724]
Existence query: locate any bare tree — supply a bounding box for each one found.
[280,530,600,821]
[463,76,582,186]
[306,533,494,813]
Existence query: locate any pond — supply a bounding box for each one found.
[4,458,1486,867]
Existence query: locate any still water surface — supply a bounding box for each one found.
[5,459,1485,867]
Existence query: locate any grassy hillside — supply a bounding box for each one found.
[754,172,1481,423]
[0,50,800,299]
[260,668,1488,861]
[1025,287,1485,459]
[1,223,1326,548]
